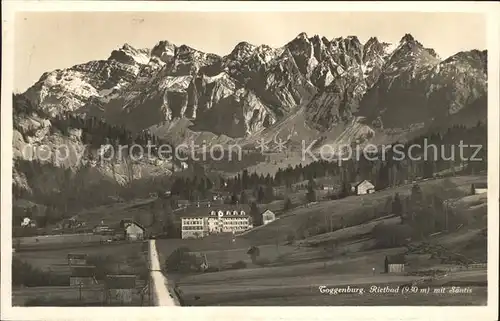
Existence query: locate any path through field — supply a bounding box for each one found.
[149,240,179,306]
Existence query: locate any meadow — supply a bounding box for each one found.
[155,175,487,306]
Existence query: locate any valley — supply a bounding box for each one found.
[10,27,489,308]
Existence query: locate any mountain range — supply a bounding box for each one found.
[11,31,488,228]
[19,32,487,149]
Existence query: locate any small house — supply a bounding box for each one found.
[105,275,137,304]
[261,209,276,225]
[471,183,487,195]
[20,217,36,228]
[384,254,405,273]
[177,199,190,209]
[121,220,145,241]
[70,265,97,286]
[351,180,375,195]
[93,221,113,234]
[67,253,87,266]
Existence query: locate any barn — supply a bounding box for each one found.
[471,183,487,195]
[69,265,97,286]
[105,275,137,304]
[384,254,405,273]
[351,180,375,195]
[121,220,145,241]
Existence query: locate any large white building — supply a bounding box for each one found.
[180,205,253,239]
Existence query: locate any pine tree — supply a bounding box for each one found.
[306,179,316,203]
[257,186,265,203]
[240,191,248,204]
[284,198,293,211]
[392,193,403,217]
[250,202,262,226]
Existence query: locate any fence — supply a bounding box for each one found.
[445,263,487,272]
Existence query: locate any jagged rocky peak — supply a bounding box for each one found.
[176,44,196,54]
[296,32,309,40]
[151,40,176,62]
[229,41,257,60]
[330,36,363,52]
[400,33,415,43]
[444,49,487,65]
[108,43,151,65]
[364,37,382,50]
[398,33,424,50]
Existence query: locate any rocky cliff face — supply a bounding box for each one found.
[358,35,487,129]
[19,33,487,144]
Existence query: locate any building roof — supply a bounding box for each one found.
[261,209,274,215]
[351,180,374,188]
[179,204,251,218]
[121,219,145,231]
[105,275,137,289]
[385,254,405,264]
[71,265,96,277]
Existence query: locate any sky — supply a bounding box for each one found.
[14,11,486,92]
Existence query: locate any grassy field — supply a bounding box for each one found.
[12,240,150,306]
[14,241,146,273]
[240,175,487,244]
[173,250,487,306]
[12,281,148,306]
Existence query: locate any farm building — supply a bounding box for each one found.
[351,180,375,195]
[93,221,113,234]
[471,183,487,195]
[20,217,37,227]
[67,253,88,266]
[384,254,405,273]
[261,209,276,225]
[121,220,145,241]
[177,199,191,209]
[105,275,137,304]
[70,265,97,286]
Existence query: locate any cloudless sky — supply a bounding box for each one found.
[14,11,486,92]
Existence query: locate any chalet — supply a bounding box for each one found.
[471,183,487,195]
[121,220,145,241]
[351,180,375,195]
[384,254,405,273]
[69,265,97,286]
[67,253,87,266]
[261,209,276,225]
[105,275,136,304]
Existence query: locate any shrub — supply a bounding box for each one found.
[165,247,199,273]
[230,261,247,269]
